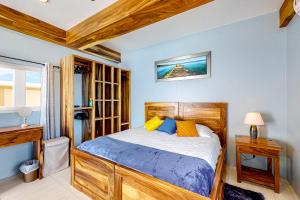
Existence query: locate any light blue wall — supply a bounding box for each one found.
[286,16,300,197]
[0,112,40,179]
[0,27,115,180]
[121,12,288,177]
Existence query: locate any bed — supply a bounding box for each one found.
[70,102,227,200]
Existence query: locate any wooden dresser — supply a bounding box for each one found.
[235,135,281,193]
[0,125,43,178]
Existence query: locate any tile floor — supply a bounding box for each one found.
[0,166,299,200]
[225,166,299,200]
[0,169,89,200]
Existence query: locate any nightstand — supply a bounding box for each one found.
[235,135,281,193]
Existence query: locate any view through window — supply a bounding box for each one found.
[26,71,41,107]
[0,68,14,107]
[0,64,41,110]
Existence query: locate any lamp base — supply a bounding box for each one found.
[21,124,29,128]
[250,125,258,139]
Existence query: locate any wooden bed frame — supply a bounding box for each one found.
[71,102,227,200]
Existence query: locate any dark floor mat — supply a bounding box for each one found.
[223,183,265,200]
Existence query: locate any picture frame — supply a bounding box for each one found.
[155,51,211,82]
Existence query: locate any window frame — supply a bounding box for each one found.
[0,62,41,113]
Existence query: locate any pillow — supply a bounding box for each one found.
[144,116,163,131]
[157,117,176,134]
[176,120,198,137]
[196,124,214,138]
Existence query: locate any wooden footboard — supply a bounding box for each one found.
[71,146,226,200]
[71,148,115,200]
[115,165,209,200]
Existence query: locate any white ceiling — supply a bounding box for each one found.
[0,0,117,29]
[102,0,284,52]
[0,0,284,52]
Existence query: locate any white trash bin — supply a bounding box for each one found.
[19,160,39,183]
[43,136,69,177]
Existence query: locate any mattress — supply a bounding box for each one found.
[109,127,222,170]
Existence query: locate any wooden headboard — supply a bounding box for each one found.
[145,102,227,146]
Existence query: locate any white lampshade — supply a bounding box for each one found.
[244,112,264,126]
[18,107,32,118]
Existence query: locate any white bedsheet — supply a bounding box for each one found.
[108,127,222,170]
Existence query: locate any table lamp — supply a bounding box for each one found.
[18,107,32,128]
[244,112,264,139]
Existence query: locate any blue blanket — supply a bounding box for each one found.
[78,137,215,197]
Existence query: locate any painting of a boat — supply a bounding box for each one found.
[155,52,211,81]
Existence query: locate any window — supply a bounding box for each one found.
[0,64,41,112]
[0,68,14,107]
[26,71,41,107]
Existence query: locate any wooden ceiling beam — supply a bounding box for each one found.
[84,45,121,63]
[0,4,121,62]
[280,0,296,28]
[66,0,213,49]
[0,0,213,62]
[0,4,66,45]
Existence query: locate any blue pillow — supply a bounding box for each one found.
[157,117,176,134]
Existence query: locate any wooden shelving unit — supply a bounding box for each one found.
[61,55,130,147]
[94,64,122,138]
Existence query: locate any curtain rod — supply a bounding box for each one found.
[0,55,60,69]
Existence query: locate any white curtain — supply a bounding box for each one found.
[40,64,57,140]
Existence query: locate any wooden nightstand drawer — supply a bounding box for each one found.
[238,145,280,157]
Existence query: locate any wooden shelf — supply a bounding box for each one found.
[104,117,113,119]
[97,99,120,102]
[95,80,103,83]
[121,122,129,126]
[241,165,275,188]
[99,116,120,119]
[74,107,93,111]
[95,116,120,120]
[121,123,130,131]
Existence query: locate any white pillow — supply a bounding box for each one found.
[196,124,214,138]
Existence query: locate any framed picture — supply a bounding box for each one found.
[155,51,211,82]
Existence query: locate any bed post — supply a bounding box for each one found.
[209,146,226,200]
[70,147,75,186]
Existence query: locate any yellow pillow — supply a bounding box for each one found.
[144,116,163,131]
[176,120,198,137]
